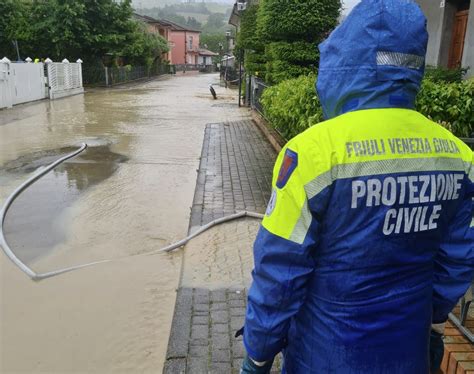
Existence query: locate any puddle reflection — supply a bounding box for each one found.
[2,144,128,264]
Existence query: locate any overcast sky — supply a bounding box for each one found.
[342,0,361,14]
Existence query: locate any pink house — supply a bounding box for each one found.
[133,13,172,62]
[161,20,201,65]
[133,15,212,66]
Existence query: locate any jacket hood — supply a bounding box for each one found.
[316,0,428,119]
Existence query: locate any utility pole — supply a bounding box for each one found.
[12,40,21,61]
[238,49,243,107]
[184,31,187,73]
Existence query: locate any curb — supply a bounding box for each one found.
[250,110,286,153]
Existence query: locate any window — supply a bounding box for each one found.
[188,36,193,51]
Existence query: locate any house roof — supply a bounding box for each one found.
[229,3,240,27]
[133,13,200,32]
[160,19,201,33]
[198,48,219,56]
[228,0,259,27]
[133,13,172,29]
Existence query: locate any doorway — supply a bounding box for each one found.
[447,0,470,68]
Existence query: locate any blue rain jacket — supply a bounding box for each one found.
[243,1,474,373]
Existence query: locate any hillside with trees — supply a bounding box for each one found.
[0,0,169,67]
[135,1,233,55]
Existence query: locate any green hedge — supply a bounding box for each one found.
[236,4,267,76]
[260,74,322,140]
[237,4,262,51]
[245,53,267,77]
[265,60,315,85]
[416,79,474,137]
[257,0,340,43]
[235,0,339,84]
[424,66,469,83]
[264,42,318,83]
[261,75,474,140]
[266,41,319,64]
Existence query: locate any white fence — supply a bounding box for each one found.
[0,60,47,109]
[0,58,83,110]
[12,62,47,105]
[47,61,84,100]
[0,61,13,109]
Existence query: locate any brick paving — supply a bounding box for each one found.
[164,120,277,373]
[188,121,276,233]
[164,288,248,374]
[441,306,474,374]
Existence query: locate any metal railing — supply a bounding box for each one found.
[449,286,474,343]
[105,66,149,85]
[82,66,107,86]
[220,65,239,84]
[174,64,210,72]
[249,76,269,115]
[82,64,171,86]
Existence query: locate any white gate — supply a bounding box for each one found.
[47,61,84,100]
[11,62,47,105]
[0,61,13,109]
[0,58,84,109]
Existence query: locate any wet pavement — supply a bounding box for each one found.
[164,120,280,373]
[2,144,128,263]
[189,121,276,233]
[0,72,250,373]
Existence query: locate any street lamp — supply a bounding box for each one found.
[225,31,231,54]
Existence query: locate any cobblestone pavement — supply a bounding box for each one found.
[164,288,248,373]
[164,121,278,373]
[188,121,276,233]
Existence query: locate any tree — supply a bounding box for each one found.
[121,22,169,66]
[0,0,168,66]
[235,4,266,77]
[204,13,225,30]
[257,0,340,43]
[200,33,226,53]
[0,0,32,60]
[186,17,202,31]
[255,0,341,83]
[27,0,91,60]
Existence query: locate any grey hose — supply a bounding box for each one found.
[0,143,264,282]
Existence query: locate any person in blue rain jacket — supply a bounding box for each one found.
[240,0,474,373]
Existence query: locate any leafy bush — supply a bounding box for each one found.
[257,0,341,84]
[266,42,318,64]
[257,0,340,43]
[261,75,474,140]
[237,4,262,51]
[245,53,267,77]
[425,66,469,83]
[256,0,340,84]
[260,74,322,140]
[234,0,339,85]
[236,4,266,77]
[265,42,318,83]
[265,60,315,84]
[416,79,474,137]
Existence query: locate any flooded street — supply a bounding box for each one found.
[0,73,249,373]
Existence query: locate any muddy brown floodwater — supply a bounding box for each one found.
[0,73,250,373]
